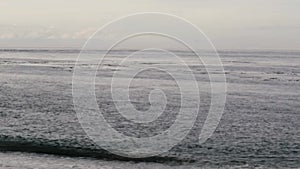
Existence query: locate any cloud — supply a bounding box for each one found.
[58,27,97,39]
[0,26,97,40]
[0,33,16,39]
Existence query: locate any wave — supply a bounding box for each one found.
[0,135,187,164]
[1,48,300,56]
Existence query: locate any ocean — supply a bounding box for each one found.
[0,49,299,168]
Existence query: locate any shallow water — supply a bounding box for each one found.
[0,49,299,168]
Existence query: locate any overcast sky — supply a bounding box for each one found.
[0,0,299,50]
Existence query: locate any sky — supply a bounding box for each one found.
[0,0,299,50]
